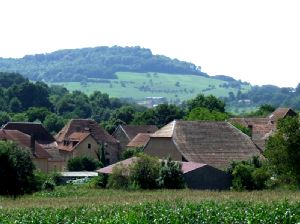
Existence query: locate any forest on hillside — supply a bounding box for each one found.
[0,46,207,82]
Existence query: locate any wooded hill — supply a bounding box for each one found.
[0,46,209,82]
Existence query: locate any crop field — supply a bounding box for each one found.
[49,72,251,103]
[0,186,299,223]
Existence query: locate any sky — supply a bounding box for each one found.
[0,0,299,87]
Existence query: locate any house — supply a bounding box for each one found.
[112,125,158,151]
[126,133,152,148]
[2,122,64,172]
[143,120,262,170]
[98,157,232,190]
[230,107,297,150]
[55,119,120,165]
[0,129,51,173]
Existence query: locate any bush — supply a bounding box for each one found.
[107,164,130,189]
[121,147,143,160]
[67,156,99,171]
[88,174,108,188]
[42,180,55,191]
[129,154,160,189]
[157,157,185,189]
[0,141,37,196]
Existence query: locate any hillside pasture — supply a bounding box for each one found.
[49,72,251,103]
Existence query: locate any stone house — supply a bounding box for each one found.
[143,120,262,170]
[0,129,52,173]
[230,108,297,150]
[55,119,120,165]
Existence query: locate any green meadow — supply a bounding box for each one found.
[49,72,251,103]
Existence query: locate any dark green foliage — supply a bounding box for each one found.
[43,113,65,134]
[67,157,99,171]
[9,97,22,113]
[186,107,228,121]
[157,157,185,189]
[228,156,270,191]
[107,164,130,189]
[26,107,51,122]
[0,111,11,126]
[0,46,206,82]
[129,154,160,189]
[0,141,36,196]
[88,174,108,188]
[121,147,143,160]
[133,103,184,127]
[265,116,300,185]
[247,104,276,117]
[186,94,225,113]
[0,72,27,88]
[42,180,55,191]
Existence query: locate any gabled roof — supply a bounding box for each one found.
[115,125,158,140]
[58,132,91,152]
[126,133,152,148]
[98,157,207,174]
[2,122,55,144]
[0,129,51,159]
[150,120,262,169]
[55,119,118,144]
[268,108,297,122]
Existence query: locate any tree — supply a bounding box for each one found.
[186,94,225,113]
[129,154,160,189]
[9,97,22,113]
[0,141,36,196]
[157,157,185,189]
[186,107,228,121]
[43,113,65,134]
[0,111,11,126]
[26,107,51,122]
[265,116,300,185]
[67,156,99,171]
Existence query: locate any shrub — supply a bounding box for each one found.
[0,141,37,196]
[121,147,143,160]
[88,174,108,188]
[157,157,185,189]
[129,154,160,189]
[42,180,55,191]
[67,156,99,171]
[107,164,130,189]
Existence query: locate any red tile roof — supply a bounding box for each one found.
[56,119,118,144]
[0,129,51,159]
[117,125,158,140]
[2,122,55,144]
[126,133,152,148]
[58,132,91,152]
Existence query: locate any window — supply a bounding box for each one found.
[88,143,91,149]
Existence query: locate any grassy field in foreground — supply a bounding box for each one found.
[49,72,251,103]
[0,186,300,223]
[1,185,299,209]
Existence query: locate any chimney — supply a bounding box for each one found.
[30,134,36,155]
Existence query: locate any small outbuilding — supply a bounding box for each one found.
[98,157,231,190]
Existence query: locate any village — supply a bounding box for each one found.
[0,107,297,190]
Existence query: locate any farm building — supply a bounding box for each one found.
[98,157,231,190]
[56,119,120,165]
[2,122,63,172]
[0,129,51,172]
[143,120,262,170]
[230,107,297,150]
[112,124,158,150]
[126,133,152,148]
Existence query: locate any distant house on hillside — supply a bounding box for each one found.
[98,157,232,190]
[143,120,261,170]
[230,107,297,150]
[56,119,120,165]
[0,129,51,172]
[112,125,158,151]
